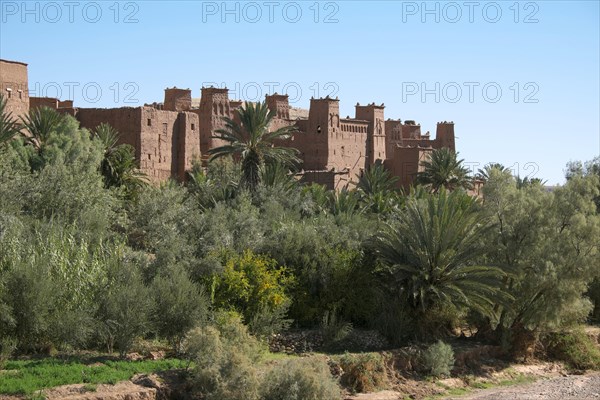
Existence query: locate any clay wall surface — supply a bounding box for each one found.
[139,107,186,181]
[76,107,199,182]
[57,107,77,117]
[385,120,402,156]
[58,100,73,108]
[164,88,192,112]
[402,123,422,139]
[385,146,432,190]
[176,111,201,180]
[30,97,59,110]
[330,119,369,181]
[298,170,347,191]
[385,120,425,153]
[75,107,143,156]
[0,59,29,118]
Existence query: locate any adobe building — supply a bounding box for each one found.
[0,59,455,190]
[0,59,30,118]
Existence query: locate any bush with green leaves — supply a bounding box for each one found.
[261,357,342,400]
[95,255,151,356]
[184,312,263,400]
[248,302,293,339]
[262,217,377,326]
[0,221,114,352]
[0,113,119,241]
[150,265,210,353]
[127,183,201,280]
[0,255,57,352]
[482,169,600,356]
[422,340,455,377]
[545,328,600,370]
[0,337,16,369]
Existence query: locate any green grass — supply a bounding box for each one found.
[0,357,187,395]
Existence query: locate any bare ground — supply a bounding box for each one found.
[448,372,600,400]
[345,363,598,400]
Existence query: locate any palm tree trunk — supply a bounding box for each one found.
[241,150,261,192]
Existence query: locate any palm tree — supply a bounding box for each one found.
[476,163,507,182]
[416,148,472,192]
[0,94,22,147]
[373,190,506,322]
[93,123,147,198]
[356,163,401,214]
[356,163,399,195]
[302,183,330,215]
[21,106,64,150]
[261,162,299,194]
[329,188,361,216]
[516,175,547,189]
[208,101,300,192]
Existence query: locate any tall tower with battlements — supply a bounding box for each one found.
[302,96,339,170]
[196,87,231,155]
[355,102,386,166]
[434,121,455,151]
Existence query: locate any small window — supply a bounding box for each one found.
[18,90,22,99]
[147,118,152,126]
[6,88,12,99]
[191,123,195,130]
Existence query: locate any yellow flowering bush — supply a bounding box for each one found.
[214,250,293,324]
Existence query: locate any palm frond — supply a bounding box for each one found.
[0,94,22,146]
[20,106,64,150]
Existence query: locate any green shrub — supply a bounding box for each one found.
[0,337,16,369]
[151,265,209,353]
[184,313,263,400]
[338,352,388,393]
[0,221,111,352]
[96,258,151,356]
[2,255,59,352]
[248,302,292,339]
[261,357,342,400]
[546,328,600,370]
[422,340,455,377]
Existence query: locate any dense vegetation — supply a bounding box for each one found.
[1,96,599,397]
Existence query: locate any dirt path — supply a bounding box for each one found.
[446,372,600,400]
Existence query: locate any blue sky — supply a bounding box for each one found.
[1,0,598,184]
